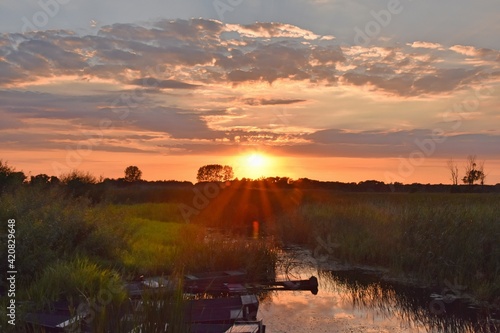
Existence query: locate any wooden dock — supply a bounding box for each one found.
[23,271,317,332]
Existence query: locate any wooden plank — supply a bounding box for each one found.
[190,321,264,333]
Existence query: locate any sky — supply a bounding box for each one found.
[0,0,499,184]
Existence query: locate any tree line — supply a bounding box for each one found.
[1,158,497,198]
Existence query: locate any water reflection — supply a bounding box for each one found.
[324,269,497,333]
[258,249,499,333]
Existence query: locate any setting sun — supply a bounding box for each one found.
[247,154,266,168]
[233,153,276,179]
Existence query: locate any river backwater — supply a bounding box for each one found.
[258,248,499,333]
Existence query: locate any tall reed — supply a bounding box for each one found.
[276,193,500,301]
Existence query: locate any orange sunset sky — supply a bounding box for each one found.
[1,1,499,184]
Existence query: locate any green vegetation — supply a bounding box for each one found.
[1,161,499,330]
[273,193,500,302]
[110,203,276,279]
[0,186,132,282]
[26,258,126,308]
[0,187,277,332]
[122,216,276,280]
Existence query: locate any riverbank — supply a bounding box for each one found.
[261,247,499,333]
[270,193,500,305]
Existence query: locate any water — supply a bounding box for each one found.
[258,248,499,333]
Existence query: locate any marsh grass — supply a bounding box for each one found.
[122,217,202,276]
[111,203,186,224]
[15,258,189,333]
[25,258,126,308]
[131,277,189,333]
[0,187,134,285]
[4,258,127,333]
[276,193,500,301]
[121,214,277,281]
[174,233,278,281]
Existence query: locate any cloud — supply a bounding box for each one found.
[0,111,23,130]
[243,98,306,106]
[0,60,27,84]
[412,68,482,93]
[409,41,444,50]
[297,129,500,158]
[226,22,321,40]
[127,107,222,140]
[130,78,201,89]
[1,18,497,97]
[1,18,499,165]
[450,45,500,61]
[0,129,159,154]
[339,46,491,96]
[18,38,88,72]
[142,126,500,160]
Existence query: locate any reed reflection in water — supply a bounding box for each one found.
[323,269,498,333]
[259,249,498,333]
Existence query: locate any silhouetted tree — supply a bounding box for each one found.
[477,160,486,185]
[197,164,234,182]
[60,170,97,185]
[60,170,96,193]
[0,160,26,191]
[358,180,386,192]
[30,174,51,186]
[462,155,485,185]
[447,158,459,185]
[124,165,142,182]
[265,176,293,187]
[50,176,60,185]
[223,165,234,181]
